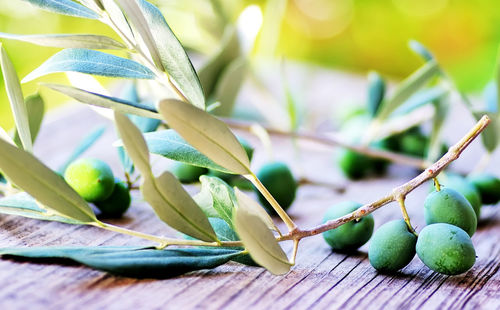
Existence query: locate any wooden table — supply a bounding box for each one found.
[0,70,499,309]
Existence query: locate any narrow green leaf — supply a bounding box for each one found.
[427,98,449,161]
[0,44,33,152]
[136,0,205,109]
[22,48,155,83]
[391,86,448,116]
[212,57,247,116]
[408,40,434,62]
[44,83,161,120]
[192,188,219,219]
[473,111,498,152]
[58,126,106,173]
[377,60,440,121]
[114,112,217,242]
[199,26,240,97]
[496,47,500,113]
[0,126,15,145]
[0,138,97,223]
[101,0,135,44]
[0,32,126,50]
[13,94,45,147]
[158,99,251,175]
[21,0,100,19]
[142,129,230,173]
[483,82,497,113]
[200,175,236,227]
[367,71,386,118]
[234,190,291,275]
[0,246,243,278]
[0,193,84,224]
[233,188,279,233]
[115,0,163,70]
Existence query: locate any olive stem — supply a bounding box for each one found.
[297,177,346,193]
[396,196,417,236]
[246,173,297,232]
[223,118,428,169]
[433,177,441,191]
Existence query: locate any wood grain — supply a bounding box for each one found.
[0,87,499,309]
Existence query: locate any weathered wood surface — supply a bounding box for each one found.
[0,73,499,309]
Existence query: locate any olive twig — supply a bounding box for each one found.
[223,118,428,169]
[277,115,490,241]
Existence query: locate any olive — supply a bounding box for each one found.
[416,223,476,275]
[337,149,373,180]
[171,162,208,184]
[64,158,115,202]
[95,179,131,218]
[322,201,374,251]
[468,173,500,205]
[255,161,297,213]
[442,174,482,218]
[399,132,427,158]
[368,219,417,272]
[424,188,477,236]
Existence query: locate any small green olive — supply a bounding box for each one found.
[468,173,500,205]
[443,174,482,218]
[322,201,374,252]
[95,179,131,218]
[64,158,115,202]
[171,162,208,184]
[416,223,476,275]
[255,162,297,213]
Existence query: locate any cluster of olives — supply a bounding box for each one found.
[322,172,500,275]
[171,137,298,214]
[336,107,446,180]
[64,158,131,218]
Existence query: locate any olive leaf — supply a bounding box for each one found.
[20,0,100,19]
[0,138,97,223]
[199,175,236,227]
[391,86,448,116]
[0,32,126,50]
[408,40,434,62]
[114,112,217,242]
[473,111,498,153]
[192,188,220,219]
[427,98,450,161]
[199,26,240,97]
[212,57,248,116]
[233,189,280,233]
[141,129,229,172]
[0,246,244,279]
[367,71,386,118]
[58,126,106,173]
[22,49,155,83]
[136,0,205,110]
[13,94,45,147]
[233,190,291,275]
[0,44,33,153]
[0,126,15,145]
[44,83,161,120]
[115,0,164,71]
[158,99,251,175]
[101,0,135,45]
[376,60,440,121]
[0,192,84,225]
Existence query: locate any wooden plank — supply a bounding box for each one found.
[0,98,498,310]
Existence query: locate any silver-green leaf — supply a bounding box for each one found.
[22,48,155,83]
[158,99,250,175]
[21,0,100,19]
[0,44,33,153]
[0,138,97,223]
[212,57,247,116]
[0,32,126,50]
[234,190,291,275]
[13,94,45,147]
[200,175,236,227]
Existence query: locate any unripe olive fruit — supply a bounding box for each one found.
[443,174,482,218]
[64,158,115,202]
[368,220,417,272]
[95,179,131,218]
[424,188,477,236]
[337,149,373,180]
[322,201,374,252]
[468,173,500,205]
[171,162,208,184]
[255,162,297,213]
[416,223,476,275]
[399,132,427,158]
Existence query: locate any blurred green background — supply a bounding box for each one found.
[1,0,499,129]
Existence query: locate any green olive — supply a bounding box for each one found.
[424,188,477,236]
[64,158,115,202]
[255,162,297,213]
[399,132,428,158]
[322,201,374,252]
[171,162,208,184]
[95,179,131,218]
[368,219,417,272]
[468,173,500,205]
[416,223,476,275]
